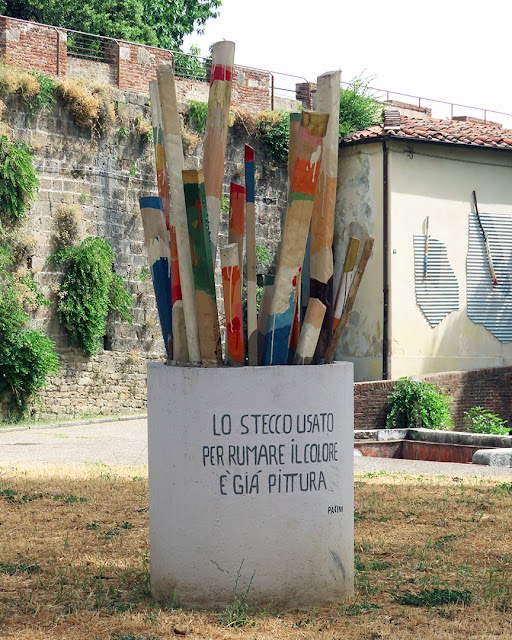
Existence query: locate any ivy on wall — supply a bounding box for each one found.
[53,237,133,356]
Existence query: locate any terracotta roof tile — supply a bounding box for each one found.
[344,114,512,151]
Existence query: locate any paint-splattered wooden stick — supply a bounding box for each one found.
[149,80,188,362]
[310,70,341,360]
[228,182,245,296]
[324,237,374,364]
[157,65,200,363]
[333,236,359,329]
[182,169,222,366]
[262,111,330,366]
[139,196,173,360]
[245,144,258,365]
[256,274,274,363]
[293,298,326,365]
[220,243,245,366]
[203,41,235,262]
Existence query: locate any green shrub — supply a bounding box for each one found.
[185,101,209,135]
[386,377,454,430]
[339,73,381,139]
[0,276,58,419]
[53,237,133,356]
[257,111,290,166]
[0,136,38,223]
[464,407,510,435]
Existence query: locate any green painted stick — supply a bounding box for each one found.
[182,169,222,366]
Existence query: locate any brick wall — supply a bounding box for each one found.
[354,366,512,431]
[0,15,290,111]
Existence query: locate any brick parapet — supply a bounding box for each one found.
[354,366,512,431]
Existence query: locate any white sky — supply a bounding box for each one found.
[183,0,512,126]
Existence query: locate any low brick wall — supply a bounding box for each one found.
[354,366,512,430]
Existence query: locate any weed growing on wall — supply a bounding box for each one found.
[0,136,38,223]
[386,377,454,430]
[134,116,153,144]
[53,204,81,251]
[339,73,381,140]
[53,237,133,356]
[185,101,209,134]
[256,111,290,166]
[464,407,510,435]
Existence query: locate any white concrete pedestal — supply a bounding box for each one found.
[147,362,354,609]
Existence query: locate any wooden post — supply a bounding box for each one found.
[256,274,274,363]
[262,111,329,366]
[333,237,360,329]
[293,298,326,365]
[324,238,374,364]
[182,169,222,366]
[157,64,200,363]
[245,144,258,365]
[220,243,245,366]
[149,80,188,362]
[310,70,341,360]
[203,40,235,261]
[139,196,173,360]
[228,182,245,296]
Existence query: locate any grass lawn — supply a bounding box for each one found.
[1,465,512,639]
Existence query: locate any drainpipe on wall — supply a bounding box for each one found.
[382,140,389,380]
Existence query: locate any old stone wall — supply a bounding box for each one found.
[354,366,512,431]
[0,88,287,421]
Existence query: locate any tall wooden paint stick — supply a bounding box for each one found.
[148,80,188,362]
[293,298,326,365]
[204,41,235,261]
[245,144,258,365]
[310,70,341,360]
[228,182,245,295]
[262,111,329,366]
[182,169,222,366]
[157,65,200,363]
[139,196,173,360]
[333,236,360,329]
[324,238,374,364]
[256,274,274,362]
[220,243,245,366]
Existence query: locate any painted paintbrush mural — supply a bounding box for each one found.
[139,197,173,359]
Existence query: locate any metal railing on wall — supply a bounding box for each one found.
[2,14,511,125]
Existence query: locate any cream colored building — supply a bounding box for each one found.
[334,112,512,381]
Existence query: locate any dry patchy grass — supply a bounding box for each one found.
[1,465,512,639]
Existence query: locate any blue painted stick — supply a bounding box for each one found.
[139,196,173,359]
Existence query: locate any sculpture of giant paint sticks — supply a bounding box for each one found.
[182,169,223,366]
[262,111,329,366]
[333,236,360,329]
[310,70,341,359]
[245,144,258,365]
[220,243,245,365]
[203,41,235,261]
[293,298,326,365]
[228,182,245,295]
[139,196,173,359]
[157,65,200,363]
[324,237,374,364]
[256,274,274,362]
[148,80,188,362]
